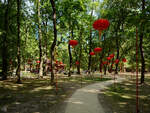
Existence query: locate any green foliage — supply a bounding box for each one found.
[0,0,149,73]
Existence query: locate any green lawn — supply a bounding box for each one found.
[0,75,111,113]
[99,75,150,113]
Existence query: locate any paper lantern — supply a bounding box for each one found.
[109,54,114,58]
[103,61,107,65]
[59,61,63,64]
[69,40,78,47]
[122,58,127,62]
[93,19,110,40]
[36,61,40,63]
[90,52,95,55]
[107,57,111,60]
[94,47,102,53]
[55,60,59,64]
[75,61,79,65]
[115,59,119,64]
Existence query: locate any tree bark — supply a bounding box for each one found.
[16,0,21,83]
[88,9,93,74]
[37,0,43,78]
[115,36,119,74]
[68,23,74,77]
[2,0,10,80]
[140,0,145,84]
[68,44,72,77]
[50,0,57,83]
[77,29,82,74]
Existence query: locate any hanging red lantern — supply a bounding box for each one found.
[122,58,127,62]
[115,59,119,64]
[90,52,95,56]
[59,61,63,64]
[36,61,40,63]
[107,57,111,60]
[109,54,114,58]
[93,19,110,40]
[75,61,80,65]
[94,47,102,53]
[69,40,78,47]
[103,61,107,65]
[55,60,59,64]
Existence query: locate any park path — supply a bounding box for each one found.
[64,77,125,113]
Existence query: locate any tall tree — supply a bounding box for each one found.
[37,0,43,78]
[1,0,10,80]
[140,0,145,83]
[50,0,57,83]
[88,0,94,74]
[16,0,21,83]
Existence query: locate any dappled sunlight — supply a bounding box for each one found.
[30,86,53,93]
[82,89,99,93]
[118,102,127,105]
[65,99,83,105]
[121,95,132,99]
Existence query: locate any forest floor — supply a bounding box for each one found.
[1,72,150,113]
[98,73,150,113]
[0,72,111,113]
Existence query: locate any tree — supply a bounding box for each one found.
[37,0,44,78]
[139,0,145,84]
[16,0,21,83]
[50,0,57,83]
[1,0,10,80]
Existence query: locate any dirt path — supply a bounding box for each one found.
[62,77,125,113]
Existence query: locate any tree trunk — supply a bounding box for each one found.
[50,0,57,83]
[140,0,145,84]
[88,0,94,74]
[77,29,82,74]
[2,0,10,80]
[68,24,74,77]
[43,18,48,76]
[104,65,107,75]
[16,0,21,83]
[68,44,72,77]
[88,28,92,74]
[37,0,43,78]
[115,36,119,74]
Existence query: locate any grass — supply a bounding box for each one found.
[99,74,150,113]
[0,74,111,113]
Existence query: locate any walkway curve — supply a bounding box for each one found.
[64,77,125,113]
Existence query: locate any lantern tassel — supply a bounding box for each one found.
[99,30,102,40]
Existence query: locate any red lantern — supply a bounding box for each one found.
[36,61,40,63]
[93,19,110,40]
[103,61,107,65]
[90,52,95,56]
[109,54,114,58]
[75,61,79,65]
[122,58,127,62]
[107,57,111,60]
[94,47,102,53]
[59,61,63,64]
[69,40,78,47]
[115,59,119,64]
